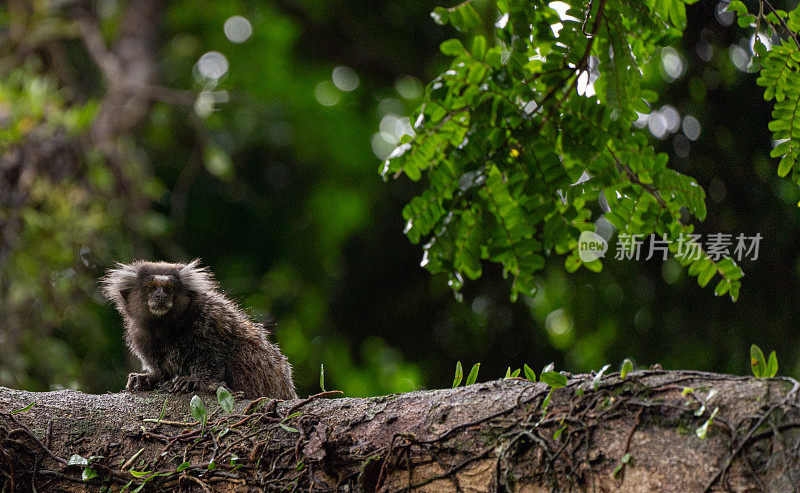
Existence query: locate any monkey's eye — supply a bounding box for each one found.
[164,285,174,294]
[146,283,157,292]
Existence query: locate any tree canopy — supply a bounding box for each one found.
[386,0,800,303]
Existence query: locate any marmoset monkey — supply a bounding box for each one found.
[102,260,297,399]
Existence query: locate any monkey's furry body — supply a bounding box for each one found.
[102,260,297,399]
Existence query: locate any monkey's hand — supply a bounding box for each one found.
[126,372,165,392]
[171,375,202,393]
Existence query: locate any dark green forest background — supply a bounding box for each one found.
[0,0,797,397]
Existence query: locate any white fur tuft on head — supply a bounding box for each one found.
[101,261,140,306]
[179,259,217,292]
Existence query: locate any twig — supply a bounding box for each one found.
[142,419,198,426]
[44,420,52,449]
[582,0,597,36]
[703,379,800,492]
[120,447,144,470]
[244,397,273,415]
[375,433,413,490]
[70,1,122,80]
[150,439,178,468]
[1,414,68,465]
[182,473,213,492]
[141,428,200,443]
[0,445,14,492]
[607,145,668,208]
[286,391,343,416]
[623,406,644,455]
[545,0,606,118]
[761,0,800,49]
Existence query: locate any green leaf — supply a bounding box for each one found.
[778,153,795,177]
[593,364,611,390]
[282,411,303,422]
[771,140,793,158]
[155,397,168,424]
[766,350,779,378]
[466,63,488,84]
[501,366,521,379]
[693,389,717,416]
[471,35,486,60]
[69,455,88,467]
[485,47,503,68]
[641,89,659,103]
[129,470,152,478]
[697,262,717,288]
[523,364,536,382]
[82,467,98,481]
[540,389,553,413]
[729,281,741,302]
[431,7,449,25]
[176,462,190,472]
[10,402,35,414]
[540,371,567,389]
[449,3,481,30]
[216,386,234,414]
[611,453,632,478]
[751,344,767,378]
[620,359,634,380]
[189,395,207,425]
[452,361,463,388]
[695,407,719,439]
[440,39,466,57]
[737,13,756,28]
[279,423,299,433]
[753,38,767,57]
[565,254,581,273]
[465,363,481,386]
[714,279,730,297]
[727,0,748,15]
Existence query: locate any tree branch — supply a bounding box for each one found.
[1,371,799,491]
[69,0,167,144]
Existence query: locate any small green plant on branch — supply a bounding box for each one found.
[620,358,634,380]
[452,361,482,387]
[384,0,800,302]
[750,344,778,378]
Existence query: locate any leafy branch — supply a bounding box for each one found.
[386,0,794,302]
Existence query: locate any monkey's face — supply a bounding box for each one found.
[142,276,182,317]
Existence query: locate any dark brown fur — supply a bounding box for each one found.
[101,260,297,399]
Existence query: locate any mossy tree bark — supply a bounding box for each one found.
[1,370,799,491]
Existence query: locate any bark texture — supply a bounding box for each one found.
[1,370,799,491]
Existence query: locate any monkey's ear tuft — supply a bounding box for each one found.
[179,259,217,292]
[101,262,139,303]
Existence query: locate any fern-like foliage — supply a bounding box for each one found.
[755,21,800,180]
[383,0,766,301]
